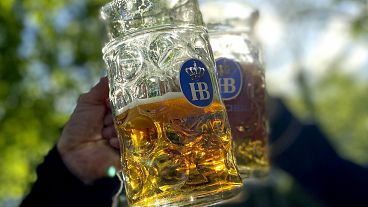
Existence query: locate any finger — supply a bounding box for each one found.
[104,111,114,126]
[78,77,109,105]
[102,125,117,139]
[109,137,120,149]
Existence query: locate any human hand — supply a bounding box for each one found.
[57,77,120,184]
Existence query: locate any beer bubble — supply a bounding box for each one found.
[149,148,189,192]
[125,115,158,156]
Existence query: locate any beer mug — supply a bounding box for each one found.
[100,0,243,206]
[201,0,269,179]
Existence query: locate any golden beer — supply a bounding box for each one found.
[114,92,242,206]
[221,62,269,178]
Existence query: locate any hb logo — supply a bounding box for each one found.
[189,82,211,101]
[219,78,236,94]
[180,59,213,107]
[216,58,243,100]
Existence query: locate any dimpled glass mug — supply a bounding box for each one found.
[201,0,269,179]
[100,0,243,206]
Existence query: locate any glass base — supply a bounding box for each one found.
[130,183,243,207]
[238,166,270,180]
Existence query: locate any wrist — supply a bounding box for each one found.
[57,142,95,184]
[21,146,120,207]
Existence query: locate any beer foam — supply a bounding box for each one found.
[116,92,184,115]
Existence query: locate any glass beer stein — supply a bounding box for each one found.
[100,0,243,206]
[201,0,269,179]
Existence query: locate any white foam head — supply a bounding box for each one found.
[116,92,184,115]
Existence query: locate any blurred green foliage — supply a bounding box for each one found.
[288,70,368,164]
[287,0,368,165]
[0,0,367,205]
[0,0,107,203]
[315,72,368,163]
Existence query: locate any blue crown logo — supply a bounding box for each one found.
[185,61,205,80]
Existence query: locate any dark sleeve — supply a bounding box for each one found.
[269,98,368,207]
[19,147,120,207]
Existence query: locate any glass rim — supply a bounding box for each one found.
[100,0,194,22]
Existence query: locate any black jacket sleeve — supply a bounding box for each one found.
[269,98,368,207]
[19,147,120,207]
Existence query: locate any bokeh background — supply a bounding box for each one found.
[0,0,367,206]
